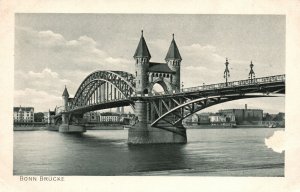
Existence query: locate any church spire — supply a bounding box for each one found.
[165,33,182,61]
[133,30,151,59]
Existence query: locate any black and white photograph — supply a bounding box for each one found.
[1,1,300,192]
[13,13,285,176]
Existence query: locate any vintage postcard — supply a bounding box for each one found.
[0,0,300,192]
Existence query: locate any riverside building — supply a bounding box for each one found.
[219,104,263,125]
[13,106,34,122]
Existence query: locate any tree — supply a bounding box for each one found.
[274,113,285,121]
[263,113,273,121]
[34,112,44,122]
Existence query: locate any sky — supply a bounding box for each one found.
[14,14,285,113]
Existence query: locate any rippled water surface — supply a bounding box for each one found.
[14,128,284,176]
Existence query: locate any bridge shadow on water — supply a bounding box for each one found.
[55,131,203,175]
[126,144,191,174]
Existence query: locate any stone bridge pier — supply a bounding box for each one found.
[128,100,187,144]
[59,113,86,133]
[59,86,86,133]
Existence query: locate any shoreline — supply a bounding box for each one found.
[14,126,46,131]
[14,124,127,131]
[14,125,284,131]
[185,125,284,129]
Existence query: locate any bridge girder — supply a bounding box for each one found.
[147,80,285,128]
[150,94,280,128]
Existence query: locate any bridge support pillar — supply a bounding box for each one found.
[128,100,187,144]
[59,124,86,133]
[58,113,86,133]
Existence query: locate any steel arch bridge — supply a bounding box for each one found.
[52,71,285,143]
[55,72,285,120]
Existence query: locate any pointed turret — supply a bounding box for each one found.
[62,86,69,112]
[62,85,69,97]
[133,30,151,59]
[166,34,182,92]
[165,34,182,61]
[134,30,150,95]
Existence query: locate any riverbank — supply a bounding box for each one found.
[14,126,46,131]
[14,124,126,131]
[86,125,124,130]
[185,124,281,129]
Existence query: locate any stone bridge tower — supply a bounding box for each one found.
[133,31,182,95]
[129,31,186,144]
[62,86,69,124]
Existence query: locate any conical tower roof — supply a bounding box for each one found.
[165,34,182,61]
[133,30,151,59]
[62,86,69,97]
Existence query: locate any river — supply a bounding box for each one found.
[13,128,284,176]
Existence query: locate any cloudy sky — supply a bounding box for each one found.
[14,14,285,113]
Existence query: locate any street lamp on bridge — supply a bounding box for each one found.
[249,60,255,82]
[224,58,230,86]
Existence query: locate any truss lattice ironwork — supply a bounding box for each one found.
[70,70,135,112]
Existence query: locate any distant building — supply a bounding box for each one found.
[99,113,121,122]
[83,111,99,123]
[209,113,236,125]
[43,112,50,123]
[48,110,56,124]
[84,111,124,123]
[183,114,199,125]
[13,106,34,122]
[198,113,211,124]
[219,104,263,125]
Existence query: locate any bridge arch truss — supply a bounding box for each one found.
[69,70,136,112]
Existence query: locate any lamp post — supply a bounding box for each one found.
[224,58,230,86]
[249,60,255,83]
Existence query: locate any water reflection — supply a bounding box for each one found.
[127,144,189,173]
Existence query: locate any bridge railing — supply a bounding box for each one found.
[155,74,285,95]
[182,74,285,93]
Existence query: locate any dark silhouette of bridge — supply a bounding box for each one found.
[50,31,285,144]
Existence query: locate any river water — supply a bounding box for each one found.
[13,128,284,176]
